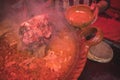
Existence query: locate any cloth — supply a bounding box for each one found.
[111,0,120,10]
[93,16,120,43]
[93,0,120,43]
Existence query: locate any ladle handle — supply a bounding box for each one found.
[80,27,103,47]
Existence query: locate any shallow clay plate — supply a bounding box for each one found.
[88,41,113,63]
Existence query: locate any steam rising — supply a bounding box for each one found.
[0,0,69,29]
[1,1,49,22]
[0,0,73,56]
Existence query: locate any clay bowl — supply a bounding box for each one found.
[0,16,103,80]
[65,5,95,29]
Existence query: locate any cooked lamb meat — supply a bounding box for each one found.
[19,14,52,52]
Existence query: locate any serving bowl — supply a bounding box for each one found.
[0,15,103,80]
[65,5,96,29]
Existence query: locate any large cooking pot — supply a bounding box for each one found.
[65,5,96,29]
[0,15,103,80]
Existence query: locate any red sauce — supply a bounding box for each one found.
[68,10,92,26]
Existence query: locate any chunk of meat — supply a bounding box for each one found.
[19,14,52,50]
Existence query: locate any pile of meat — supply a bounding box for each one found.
[19,14,53,53]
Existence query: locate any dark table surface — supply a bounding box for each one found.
[78,42,120,80]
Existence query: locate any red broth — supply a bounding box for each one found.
[69,10,92,26]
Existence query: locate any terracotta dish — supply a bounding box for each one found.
[65,5,95,29]
[0,15,103,80]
